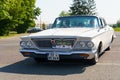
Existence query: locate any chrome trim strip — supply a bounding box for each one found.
[20,49,96,55]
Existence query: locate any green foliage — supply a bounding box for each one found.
[59,11,70,17]
[42,23,46,30]
[114,28,120,32]
[16,20,35,33]
[0,0,12,35]
[0,19,11,36]
[112,24,117,28]
[15,0,36,33]
[112,19,120,28]
[0,31,17,39]
[0,0,41,36]
[69,0,96,15]
[34,7,41,19]
[116,19,120,27]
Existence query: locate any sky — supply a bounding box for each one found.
[35,0,120,24]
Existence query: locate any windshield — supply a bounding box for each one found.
[52,16,99,28]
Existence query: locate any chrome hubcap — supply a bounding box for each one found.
[95,52,98,63]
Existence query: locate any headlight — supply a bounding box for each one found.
[20,41,26,47]
[20,41,32,48]
[26,41,32,48]
[75,41,94,49]
[79,41,86,48]
[87,41,94,48]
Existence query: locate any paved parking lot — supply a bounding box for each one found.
[0,32,120,80]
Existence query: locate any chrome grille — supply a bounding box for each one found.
[31,38,76,49]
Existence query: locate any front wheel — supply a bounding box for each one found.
[89,52,99,65]
[106,46,111,51]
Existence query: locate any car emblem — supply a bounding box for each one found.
[51,39,56,45]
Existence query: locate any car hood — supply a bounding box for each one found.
[29,28,98,38]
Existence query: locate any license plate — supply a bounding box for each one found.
[48,52,60,61]
[55,45,72,48]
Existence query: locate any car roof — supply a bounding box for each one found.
[57,15,100,19]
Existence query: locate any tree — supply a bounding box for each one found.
[34,7,41,19]
[15,0,41,33]
[42,23,46,30]
[0,0,41,35]
[116,19,120,27]
[112,19,120,28]
[59,11,70,17]
[69,0,96,15]
[0,0,13,36]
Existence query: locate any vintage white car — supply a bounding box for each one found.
[20,15,116,64]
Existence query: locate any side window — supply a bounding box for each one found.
[99,18,106,28]
[99,19,103,27]
[102,18,107,26]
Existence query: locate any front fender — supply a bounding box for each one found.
[92,38,101,51]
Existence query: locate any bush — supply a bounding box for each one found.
[0,19,11,36]
[15,25,29,34]
[15,20,35,33]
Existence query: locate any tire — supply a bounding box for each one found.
[89,52,99,65]
[33,58,41,63]
[89,43,101,65]
[106,46,111,51]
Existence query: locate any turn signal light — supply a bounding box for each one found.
[80,54,89,57]
[22,52,30,56]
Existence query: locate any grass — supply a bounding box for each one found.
[114,28,120,32]
[0,32,27,39]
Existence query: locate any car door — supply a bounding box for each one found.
[99,18,112,51]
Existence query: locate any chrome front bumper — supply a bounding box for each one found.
[20,49,97,59]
